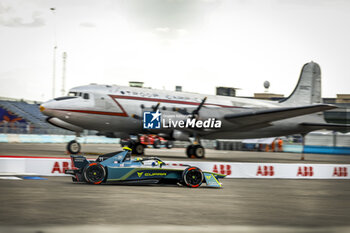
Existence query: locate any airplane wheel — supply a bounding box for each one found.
[83,163,106,184]
[132,142,144,155]
[67,140,81,154]
[186,145,205,158]
[186,145,194,158]
[193,145,205,158]
[182,167,203,188]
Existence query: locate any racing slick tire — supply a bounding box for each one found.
[186,145,205,158]
[132,142,145,155]
[67,140,81,154]
[182,167,204,188]
[83,163,106,184]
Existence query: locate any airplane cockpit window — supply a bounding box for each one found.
[121,91,125,94]
[54,96,77,101]
[68,92,77,97]
[68,92,90,100]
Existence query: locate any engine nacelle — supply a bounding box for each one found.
[172,130,190,141]
[47,117,83,132]
[97,132,130,138]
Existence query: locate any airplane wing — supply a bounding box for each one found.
[224,104,336,127]
[300,122,350,133]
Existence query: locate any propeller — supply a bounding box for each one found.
[132,102,161,120]
[191,97,207,119]
[152,102,160,112]
[171,97,207,121]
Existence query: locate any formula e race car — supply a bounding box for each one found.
[65,147,225,188]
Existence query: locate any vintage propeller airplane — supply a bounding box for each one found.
[40,62,348,158]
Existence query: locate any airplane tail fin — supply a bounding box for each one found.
[280,62,322,105]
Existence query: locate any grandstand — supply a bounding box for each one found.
[0,97,72,135]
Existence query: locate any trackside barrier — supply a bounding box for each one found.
[0,156,71,176]
[0,156,349,179]
[282,145,350,155]
[166,161,349,179]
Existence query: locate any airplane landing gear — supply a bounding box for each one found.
[186,144,205,158]
[132,142,145,155]
[300,133,306,161]
[121,137,145,155]
[67,140,81,154]
[186,136,205,158]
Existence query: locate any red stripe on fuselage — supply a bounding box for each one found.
[109,95,129,116]
[53,109,128,117]
[49,94,237,117]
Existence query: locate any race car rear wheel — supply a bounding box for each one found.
[182,167,203,188]
[83,163,106,184]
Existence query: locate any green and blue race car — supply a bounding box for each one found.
[65,147,225,188]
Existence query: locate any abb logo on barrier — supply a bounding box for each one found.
[51,161,71,174]
[256,165,274,176]
[297,166,314,177]
[213,164,232,175]
[333,167,348,177]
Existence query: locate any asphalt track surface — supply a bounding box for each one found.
[1,143,350,233]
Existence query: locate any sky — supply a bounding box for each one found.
[0,0,349,101]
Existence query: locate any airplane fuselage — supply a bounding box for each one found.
[41,84,325,139]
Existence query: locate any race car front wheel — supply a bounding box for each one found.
[182,167,203,188]
[83,163,106,184]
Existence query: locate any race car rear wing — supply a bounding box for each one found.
[70,155,90,170]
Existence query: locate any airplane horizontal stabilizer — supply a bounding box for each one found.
[224,104,336,126]
[300,122,350,133]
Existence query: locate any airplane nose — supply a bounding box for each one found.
[39,102,56,117]
[39,105,45,112]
